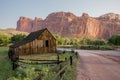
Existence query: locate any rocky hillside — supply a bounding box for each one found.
[16,12,120,39]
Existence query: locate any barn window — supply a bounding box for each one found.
[45,40,49,47]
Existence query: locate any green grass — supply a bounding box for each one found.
[20,53,58,60]
[63,56,78,80]
[62,45,115,50]
[0,47,15,80]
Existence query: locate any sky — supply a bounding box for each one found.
[0,0,120,29]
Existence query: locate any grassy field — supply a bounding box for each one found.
[20,53,58,60]
[59,45,119,50]
[0,47,14,80]
[0,29,28,37]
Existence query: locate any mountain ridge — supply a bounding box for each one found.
[16,12,120,39]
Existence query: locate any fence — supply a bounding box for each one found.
[10,49,78,80]
[34,51,78,80]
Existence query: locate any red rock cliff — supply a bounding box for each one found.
[16,12,120,39]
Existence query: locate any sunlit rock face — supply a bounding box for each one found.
[17,16,33,32]
[17,16,43,32]
[16,12,120,39]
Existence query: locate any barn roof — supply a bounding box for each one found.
[10,28,54,48]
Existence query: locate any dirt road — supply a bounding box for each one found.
[76,50,120,80]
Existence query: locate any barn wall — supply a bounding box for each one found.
[13,29,56,55]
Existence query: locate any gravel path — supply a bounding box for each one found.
[76,50,120,80]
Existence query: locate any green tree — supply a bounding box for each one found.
[69,38,79,45]
[79,37,106,45]
[11,34,26,44]
[108,34,120,45]
[0,34,10,46]
[64,38,71,45]
[53,34,64,45]
[79,37,91,45]
[93,39,106,45]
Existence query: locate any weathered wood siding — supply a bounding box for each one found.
[13,29,56,55]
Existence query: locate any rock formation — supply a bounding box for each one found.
[16,12,120,39]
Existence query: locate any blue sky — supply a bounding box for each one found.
[0,0,120,29]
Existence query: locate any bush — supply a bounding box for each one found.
[108,34,120,45]
[93,39,106,45]
[79,45,99,50]
[0,34,10,46]
[11,34,26,44]
[99,45,114,50]
[79,45,114,50]
[8,66,37,80]
[79,37,107,46]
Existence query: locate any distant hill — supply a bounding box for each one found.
[0,29,28,37]
[6,28,16,30]
[16,12,120,39]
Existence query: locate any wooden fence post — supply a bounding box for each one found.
[63,51,65,54]
[60,64,62,79]
[12,62,18,70]
[71,49,75,53]
[70,56,73,66]
[12,55,19,70]
[8,50,11,59]
[75,52,78,58]
[57,54,60,64]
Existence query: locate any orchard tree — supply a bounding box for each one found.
[53,34,64,45]
[108,34,120,45]
[0,34,10,46]
[11,34,26,44]
[79,37,91,45]
[93,39,106,45]
[79,37,106,45]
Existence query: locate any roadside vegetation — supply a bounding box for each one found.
[54,34,120,50]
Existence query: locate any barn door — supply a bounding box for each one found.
[45,40,49,47]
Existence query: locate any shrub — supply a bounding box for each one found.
[108,34,120,45]
[11,34,26,44]
[79,37,107,45]
[0,34,10,46]
[99,45,114,50]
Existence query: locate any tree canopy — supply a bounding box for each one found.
[0,34,10,46]
[108,34,120,45]
[11,34,26,44]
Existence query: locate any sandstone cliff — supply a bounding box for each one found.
[16,12,120,39]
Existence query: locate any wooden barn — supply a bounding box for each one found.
[9,28,56,56]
